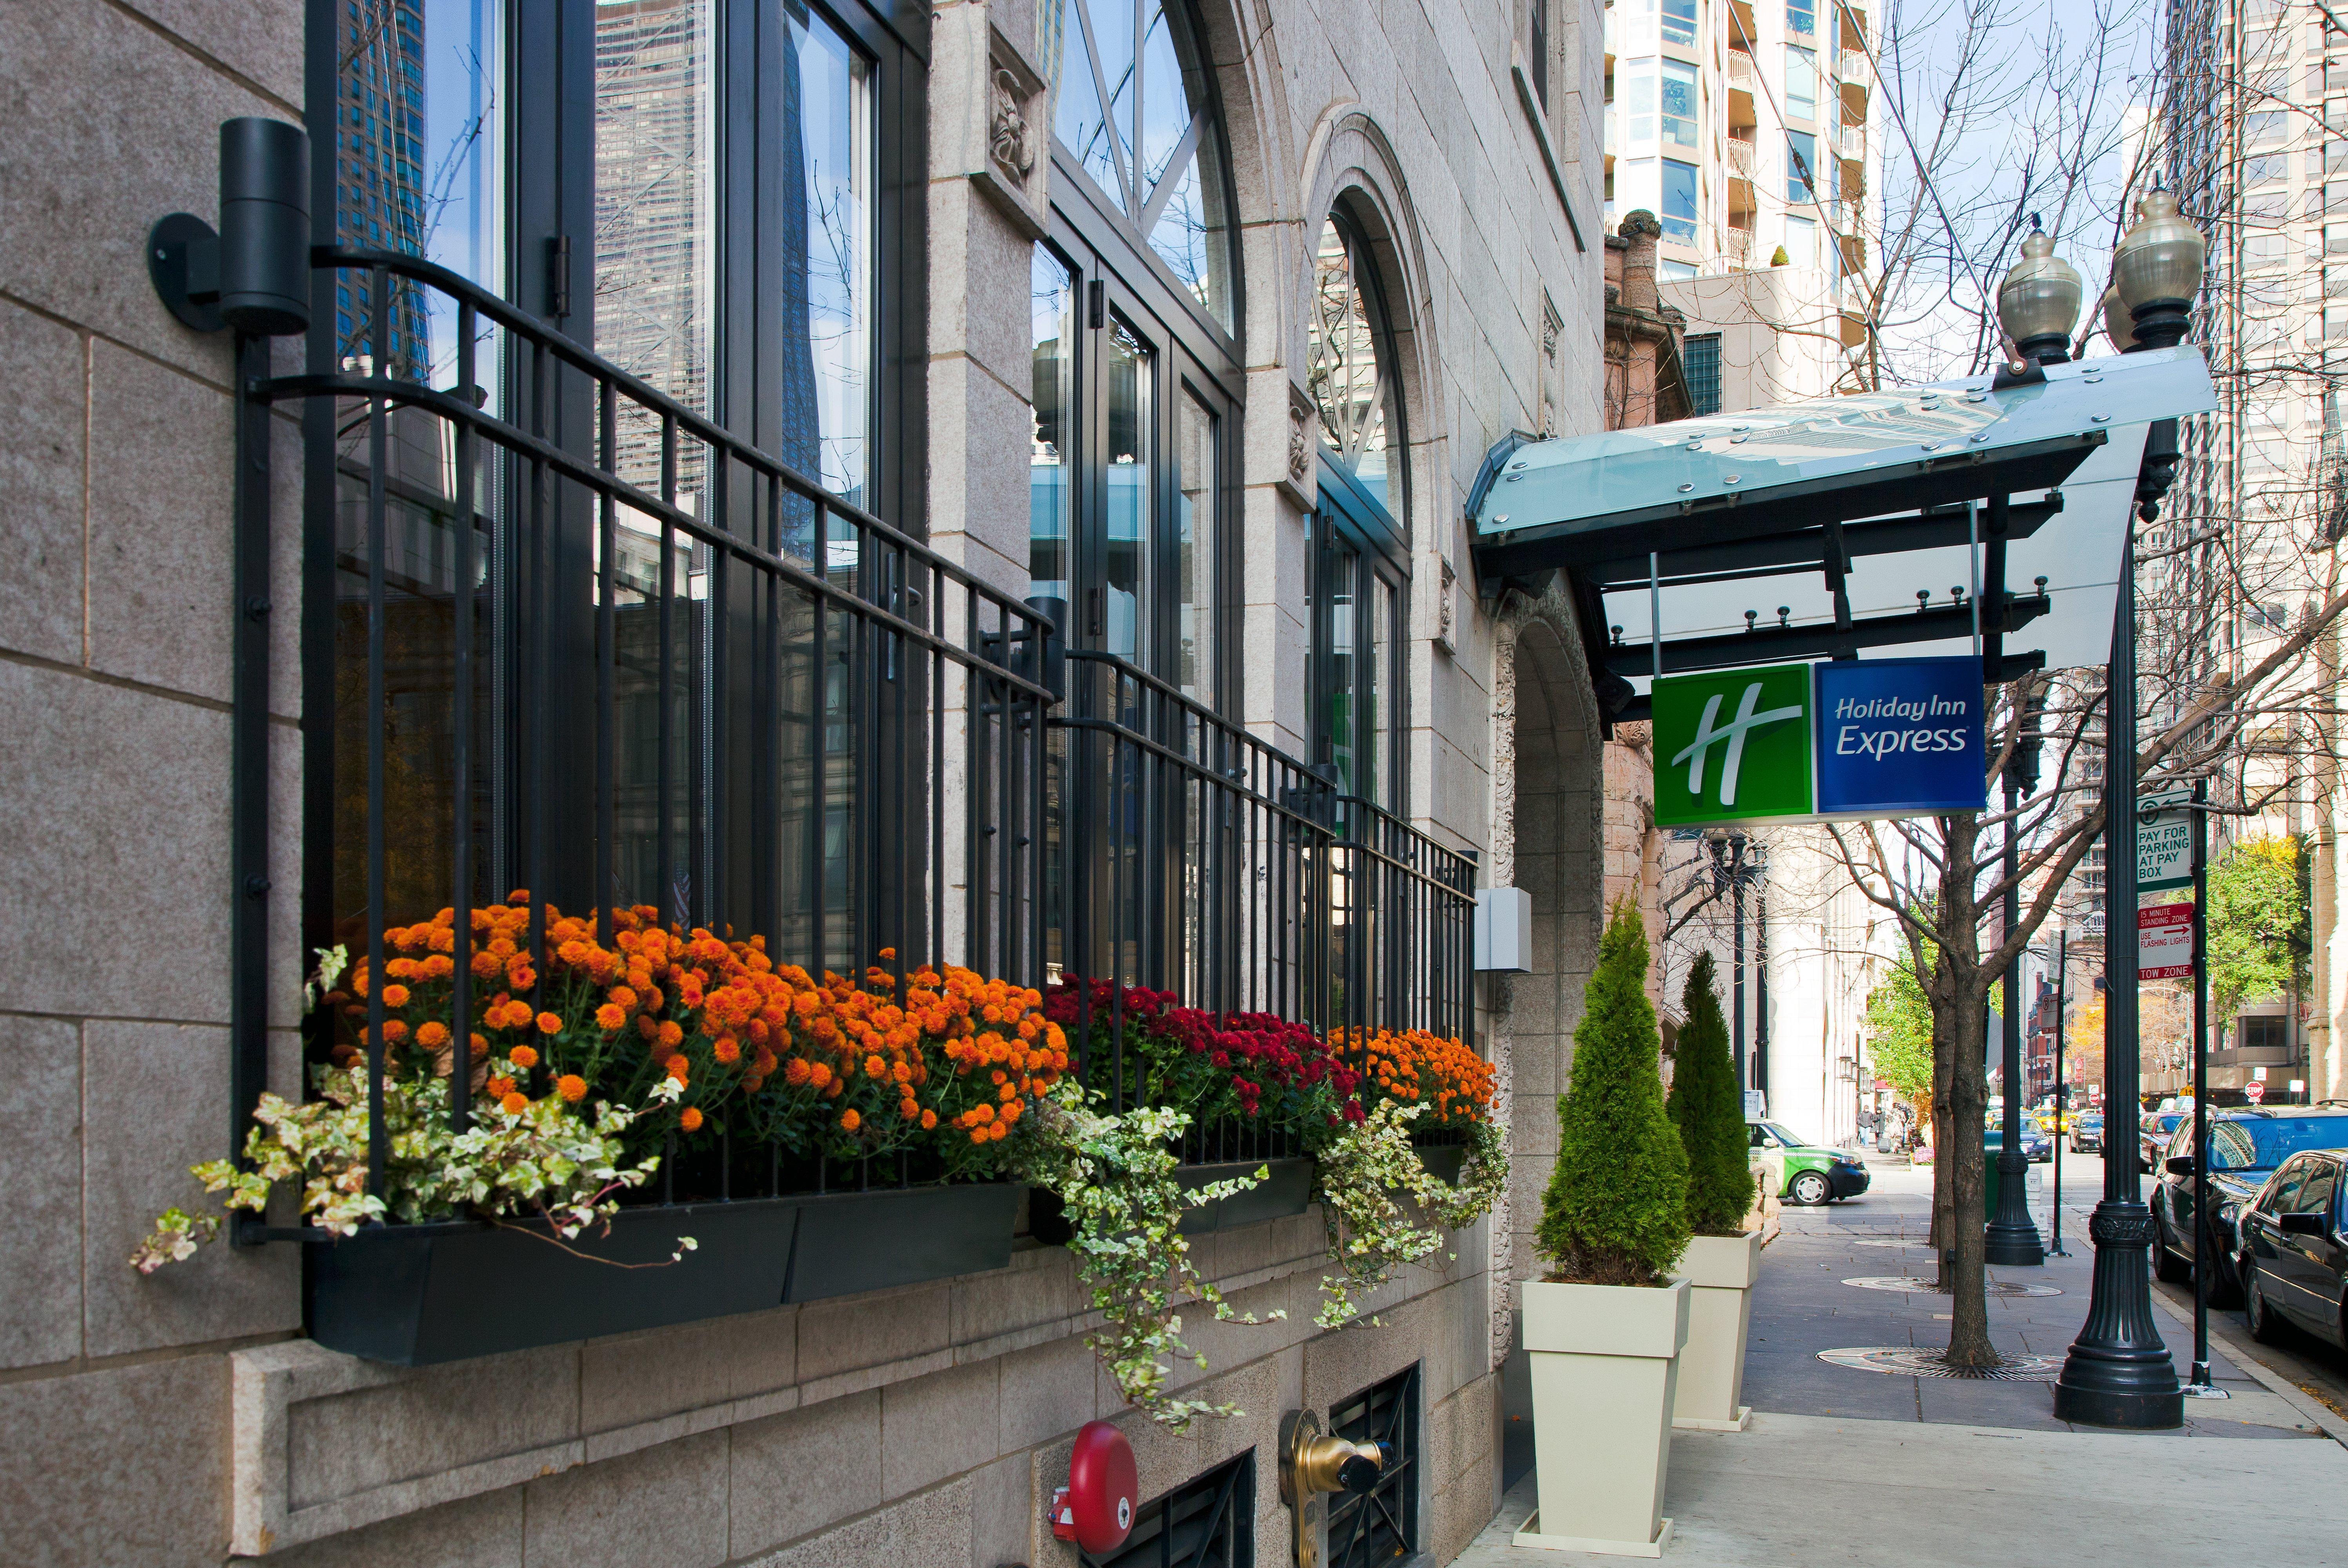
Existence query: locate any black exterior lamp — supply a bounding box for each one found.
[148,117,311,338]
[1996,216,2084,366]
[2111,191,2206,353]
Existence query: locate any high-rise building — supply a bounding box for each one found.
[334,0,433,379]
[1605,0,1878,325]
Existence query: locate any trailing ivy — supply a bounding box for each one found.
[1312,1103,1507,1329]
[1016,1083,1286,1433]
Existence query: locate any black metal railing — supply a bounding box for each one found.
[1048,651,1479,1152]
[237,246,1054,1222]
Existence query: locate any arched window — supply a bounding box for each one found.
[1305,207,1408,811]
[1308,212,1404,515]
[1041,0,1236,331]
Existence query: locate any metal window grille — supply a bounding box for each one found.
[1049,652,1479,1161]
[1326,1363,1420,1568]
[242,246,1055,1219]
[1683,332,1723,417]
[1084,1451,1255,1568]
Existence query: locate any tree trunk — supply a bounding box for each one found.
[1941,984,1997,1367]
[1929,1008,1954,1265]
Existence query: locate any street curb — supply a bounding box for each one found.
[2135,1238,2348,1451]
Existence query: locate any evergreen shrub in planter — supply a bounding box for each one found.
[1664,951,1762,1432]
[1515,902,1692,1558]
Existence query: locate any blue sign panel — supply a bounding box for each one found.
[1812,657,1986,817]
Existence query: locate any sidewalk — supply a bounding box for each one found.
[1470,1155,2348,1564]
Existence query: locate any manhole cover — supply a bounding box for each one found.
[1817,1346,2063,1380]
[1842,1276,2062,1297]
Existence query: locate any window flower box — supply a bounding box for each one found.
[307,1181,1021,1365]
[1174,1156,1316,1233]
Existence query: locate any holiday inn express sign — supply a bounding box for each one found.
[1653,657,1988,827]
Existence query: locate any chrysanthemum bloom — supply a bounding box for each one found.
[657,1020,684,1049]
[535,1011,561,1036]
[840,1108,861,1131]
[679,1106,704,1132]
[713,1037,741,1065]
[920,1108,938,1129]
[380,1019,409,1044]
[414,1021,451,1050]
[381,984,411,1008]
[595,1004,626,1032]
[487,1075,515,1098]
[509,1044,540,1069]
[665,1054,691,1083]
[469,1032,488,1058]
[500,1091,530,1115]
[556,1073,588,1102]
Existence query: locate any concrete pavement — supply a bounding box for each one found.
[1474,1151,2348,1564]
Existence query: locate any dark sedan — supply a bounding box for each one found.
[2155,1108,2348,1308]
[2140,1112,2187,1174]
[2068,1113,2104,1154]
[2240,1147,2348,1349]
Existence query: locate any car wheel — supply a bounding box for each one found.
[2154,1212,2190,1283]
[1788,1170,1831,1206]
[2246,1264,2286,1345]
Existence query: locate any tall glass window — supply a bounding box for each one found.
[1661,159,1699,245]
[1103,322,1153,664]
[1784,213,1817,269]
[1785,45,1816,121]
[1661,60,1698,148]
[1041,0,1235,330]
[1661,0,1697,45]
[1030,249,1076,614]
[1786,129,1818,201]
[1787,0,1816,36]
[1625,65,1657,143]
[1309,214,1405,514]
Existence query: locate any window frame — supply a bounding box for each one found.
[1327,1363,1422,1568]
[1312,452,1409,814]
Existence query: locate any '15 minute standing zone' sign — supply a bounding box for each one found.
[1653,657,1987,827]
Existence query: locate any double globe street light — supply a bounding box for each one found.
[1988,194,2206,1428]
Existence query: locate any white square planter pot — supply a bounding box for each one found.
[1671,1231,1762,1432]
[1513,1276,1690,1557]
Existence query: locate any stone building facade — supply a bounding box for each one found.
[0,0,1618,1564]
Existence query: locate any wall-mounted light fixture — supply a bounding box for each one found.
[148,117,311,337]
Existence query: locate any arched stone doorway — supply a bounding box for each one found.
[1488,593,1608,1316]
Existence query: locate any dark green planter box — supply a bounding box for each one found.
[1414,1143,1468,1186]
[1176,1156,1316,1234]
[785,1182,1021,1302]
[306,1183,1018,1365]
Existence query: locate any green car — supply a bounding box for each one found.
[1747,1119,1874,1206]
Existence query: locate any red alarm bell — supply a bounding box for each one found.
[1049,1419,1139,1554]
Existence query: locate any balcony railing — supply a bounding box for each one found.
[1839,48,1868,82]
[245,246,1056,1216]
[1728,138,1758,180]
[1724,227,1754,264]
[1048,652,1478,1137]
[1728,50,1754,86]
[1833,122,1864,160]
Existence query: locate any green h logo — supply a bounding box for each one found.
[1652,663,1813,826]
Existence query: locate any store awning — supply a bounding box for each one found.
[1469,346,2218,708]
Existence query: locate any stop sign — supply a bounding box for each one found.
[2246,1081,2266,1104]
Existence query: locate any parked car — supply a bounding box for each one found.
[1747,1120,1872,1205]
[1985,1125,2054,1164]
[2068,1112,2105,1154]
[2140,1111,2187,1172]
[2152,1108,2348,1307]
[2238,1146,2348,1348]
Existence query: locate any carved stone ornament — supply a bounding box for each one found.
[1278,379,1317,509]
[1436,554,1458,653]
[991,68,1035,181]
[2087,1207,2159,1248]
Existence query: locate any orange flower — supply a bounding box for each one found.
[487,1075,516,1098]
[680,1106,704,1132]
[656,1020,684,1049]
[469,1032,488,1058]
[380,1019,409,1044]
[785,1058,812,1087]
[596,1003,627,1031]
[471,950,503,979]
[380,984,411,1008]
[556,1073,588,1103]
[500,1091,530,1115]
[920,1109,938,1130]
[415,1021,451,1050]
[665,1054,691,1083]
[840,1107,862,1131]
[535,1011,562,1036]
[508,1044,540,1069]
[713,1036,741,1065]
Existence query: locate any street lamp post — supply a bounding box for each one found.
[2053,193,2199,1428]
[2050,927,2070,1257]
[1987,717,2045,1264]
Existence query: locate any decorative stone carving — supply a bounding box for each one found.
[970,21,1050,241]
[1278,378,1317,510]
[990,68,1035,181]
[1436,553,1458,654]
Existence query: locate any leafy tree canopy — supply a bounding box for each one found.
[2208,835,2307,1024]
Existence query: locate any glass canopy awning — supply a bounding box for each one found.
[1468,346,2218,711]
